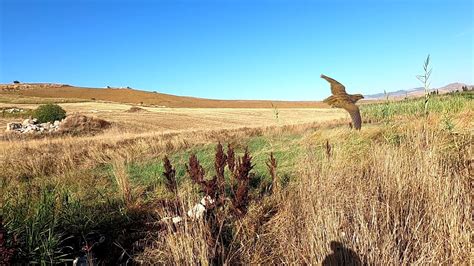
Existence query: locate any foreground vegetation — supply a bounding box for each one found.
[0,93,472,264]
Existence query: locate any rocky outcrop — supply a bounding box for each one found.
[6,118,62,133]
[6,115,111,135]
[2,108,24,114]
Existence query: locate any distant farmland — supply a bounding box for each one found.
[0,100,347,137]
[0,83,329,108]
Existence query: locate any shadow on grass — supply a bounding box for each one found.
[322,241,363,266]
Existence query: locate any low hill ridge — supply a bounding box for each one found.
[0,83,325,108]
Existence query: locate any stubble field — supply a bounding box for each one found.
[0,100,345,136]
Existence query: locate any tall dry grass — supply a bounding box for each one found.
[111,156,133,207]
[258,118,471,264]
[138,110,472,264]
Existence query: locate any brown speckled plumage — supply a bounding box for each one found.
[321,74,364,130]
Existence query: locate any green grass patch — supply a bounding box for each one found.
[361,92,473,122]
[122,133,304,197]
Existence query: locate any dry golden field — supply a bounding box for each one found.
[0,100,346,137]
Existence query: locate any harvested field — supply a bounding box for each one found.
[0,100,346,136]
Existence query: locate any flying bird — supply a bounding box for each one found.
[321,74,364,130]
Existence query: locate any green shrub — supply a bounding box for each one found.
[33,104,66,123]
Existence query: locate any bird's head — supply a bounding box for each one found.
[352,94,364,102]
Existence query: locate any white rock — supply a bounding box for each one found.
[5,108,21,113]
[187,202,206,220]
[53,120,60,126]
[41,122,51,130]
[172,216,183,224]
[187,196,215,220]
[22,119,32,126]
[161,216,183,225]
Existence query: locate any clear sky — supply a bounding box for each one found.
[0,0,472,100]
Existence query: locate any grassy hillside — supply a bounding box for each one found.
[0,83,327,108]
[0,93,472,264]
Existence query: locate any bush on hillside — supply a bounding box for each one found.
[33,104,66,123]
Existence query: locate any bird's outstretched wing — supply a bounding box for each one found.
[342,103,362,130]
[321,74,347,95]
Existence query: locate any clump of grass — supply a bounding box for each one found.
[112,157,133,207]
[266,152,278,194]
[2,188,73,264]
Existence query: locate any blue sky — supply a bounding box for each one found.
[0,0,472,100]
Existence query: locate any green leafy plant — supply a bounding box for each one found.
[33,104,66,123]
[416,54,432,115]
[441,113,455,132]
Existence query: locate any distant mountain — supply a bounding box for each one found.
[365,87,422,99]
[365,83,472,99]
